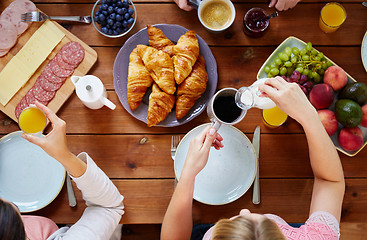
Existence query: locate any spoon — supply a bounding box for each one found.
[363,2,367,7]
[266,11,279,20]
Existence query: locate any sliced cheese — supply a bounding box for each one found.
[0,20,65,106]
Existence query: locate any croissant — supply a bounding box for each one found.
[172,30,199,85]
[147,83,175,127]
[127,48,154,110]
[176,55,208,120]
[147,24,175,56]
[137,45,176,95]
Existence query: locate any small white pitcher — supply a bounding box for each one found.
[71,75,116,110]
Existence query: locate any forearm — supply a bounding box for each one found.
[301,111,344,182]
[161,174,195,240]
[55,151,87,178]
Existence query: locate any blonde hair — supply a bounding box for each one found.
[212,215,286,240]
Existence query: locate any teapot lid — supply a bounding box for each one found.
[74,75,104,102]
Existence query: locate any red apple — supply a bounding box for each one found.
[317,109,338,136]
[361,104,367,128]
[338,127,364,152]
[309,83,334,109]
[323,66,348,91]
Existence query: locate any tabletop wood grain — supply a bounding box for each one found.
[1,0,367,228]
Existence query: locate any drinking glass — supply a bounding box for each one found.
[319,2,347,33]
[262,106,287,128]
[18,106,47,133]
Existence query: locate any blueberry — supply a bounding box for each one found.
[127,17,134,25]
[108,29,113,35]
[124,13,130,20]
[110,13,116,20]
[115,14,122,21]
[128,8,134,15]
[101,27,108,33]
[101,0,107,4]
[101,3,108,10]
[122,0,129,8]
[94,15,99,22]
[121,7,127,14]
[107,18,114,26]
[99,14,105,21]
[95,11,100,16]
[101,20,107,26]
[108,6,114,14]
[116,27,122,34]
[112,3,116,7]
[102,10,108,16]
[116,1,123,8]
[122,20,128,28]
[111,24,117,30]
[113,30,118,35]
[106,0,111,4]
[106,24,111,29]
[112,0,117,3]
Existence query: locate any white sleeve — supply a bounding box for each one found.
[48,152,124,240]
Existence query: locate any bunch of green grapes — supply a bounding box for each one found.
[264,42,333,83]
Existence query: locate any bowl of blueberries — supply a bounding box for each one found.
[92,0,136,38]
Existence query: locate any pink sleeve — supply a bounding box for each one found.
[22,215,59,240]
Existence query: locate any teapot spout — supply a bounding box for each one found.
[70,76,81,86]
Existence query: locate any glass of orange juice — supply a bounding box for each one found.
[262,106,288,128]
[319,2,347,33]
[18,106,47,133]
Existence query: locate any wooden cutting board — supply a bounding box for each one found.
[0,17,97,122]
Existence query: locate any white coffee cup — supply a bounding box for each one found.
[71,75,116,110]
[189,0,236,32]
[207,88,247,130]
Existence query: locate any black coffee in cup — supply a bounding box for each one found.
[213,95,242,123]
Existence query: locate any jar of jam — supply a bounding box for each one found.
[243,8,269,38]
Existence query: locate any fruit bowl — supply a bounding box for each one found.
[257,36,367,156]
[91,0,136,38]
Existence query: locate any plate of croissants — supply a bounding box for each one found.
[113,24,217,127]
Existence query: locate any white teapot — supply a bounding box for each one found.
[71,75,116,110]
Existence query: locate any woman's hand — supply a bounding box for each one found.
[181,126,223,179]
[174,0,194,11]
[22,101,71,161]
[259,76,317,125]
[269,0,301,11]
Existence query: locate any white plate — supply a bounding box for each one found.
[362,31,367,72]
[0,131,65,212]
[174,123,256,205]
[257,36,367,157]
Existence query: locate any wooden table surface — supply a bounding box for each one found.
[1,0,367,232]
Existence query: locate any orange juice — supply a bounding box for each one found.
[319,3,346,33]
[18,107,47,133]
[262,106,288,127]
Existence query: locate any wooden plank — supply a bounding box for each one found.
[28,178,367,224]
[2,134,366,178]
[33,3,366,47]
[88,46,366,91]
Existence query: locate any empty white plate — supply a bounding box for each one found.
[174,123,256,205]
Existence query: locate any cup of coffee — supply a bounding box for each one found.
[189,0,236,32]
[207,88,247,130]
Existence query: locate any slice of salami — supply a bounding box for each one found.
[55,53,76,70]
[60,42,85,66]
[25,88,48,105]
[51,58,74,78]
[0,19,17,50]
[42,61,65,84]
[32,81,56,102]
[38,73,64,92]
[15,97,28,119]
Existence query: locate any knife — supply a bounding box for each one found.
[252,126,260,204]
[66,174,77,207]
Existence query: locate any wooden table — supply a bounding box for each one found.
[1,0,367,238]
